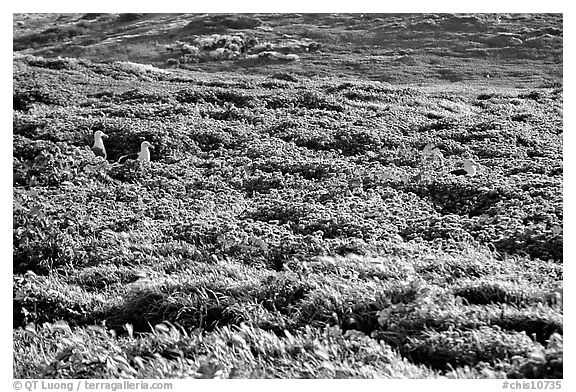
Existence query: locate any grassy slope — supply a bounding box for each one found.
[13,13,562,85]
[13,14,562,379]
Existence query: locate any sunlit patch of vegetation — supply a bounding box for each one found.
[12,30,562,379]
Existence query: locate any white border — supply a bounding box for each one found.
[4,3,572,390]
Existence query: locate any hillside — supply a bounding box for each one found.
[13,13,562,85]
[13,13,562,379]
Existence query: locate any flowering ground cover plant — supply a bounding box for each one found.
[13,13,562,379]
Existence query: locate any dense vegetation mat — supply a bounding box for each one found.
[13,51,562,378]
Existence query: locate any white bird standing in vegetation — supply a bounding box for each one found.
[92,131,108,160]
[450,158,479,176]
[421,142,444,171]
[422,143,443,160]
[118,141,154,163]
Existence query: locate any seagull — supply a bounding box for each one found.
[422,143,442,159]
[450,158,479,176]
[118,141,154,163]
[92,131,108,160]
